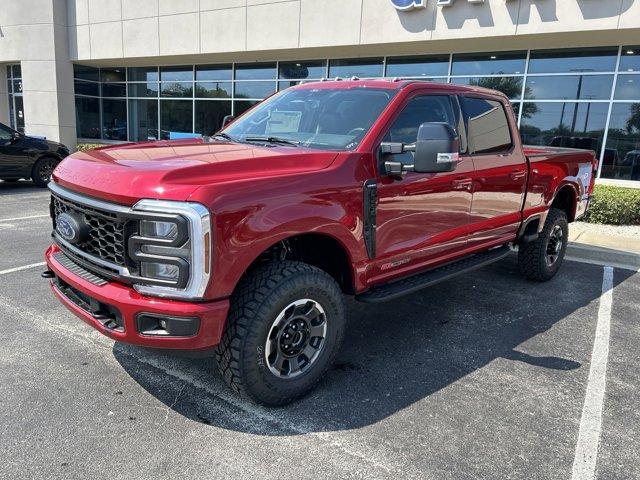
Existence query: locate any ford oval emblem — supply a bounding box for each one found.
[390,0,426,10]
[56,212,87,244]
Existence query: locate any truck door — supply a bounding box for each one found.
[371,93,474,284]
[459,96,527,248]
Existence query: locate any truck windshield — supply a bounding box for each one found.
[221,87,397,151]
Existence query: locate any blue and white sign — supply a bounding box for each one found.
[389,0,426,11]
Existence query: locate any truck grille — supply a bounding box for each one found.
[52,194,128,266]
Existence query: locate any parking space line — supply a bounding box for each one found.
[0,262,46,275]
[0,214,50,223]
[0,293,414,478]
[571,266,614,480]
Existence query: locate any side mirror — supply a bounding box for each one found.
[380,122,459,178]
[222,115,235,128]
[413,122,459,173]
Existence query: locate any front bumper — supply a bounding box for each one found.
[45,244,229,350]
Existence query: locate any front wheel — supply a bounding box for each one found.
[31,156,58,187]
[518,208,568,281]
[215,261,346,406]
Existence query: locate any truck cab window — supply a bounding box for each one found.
[382,95,458,164]
[461,97,512,154]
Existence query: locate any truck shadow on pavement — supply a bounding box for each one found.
[114,256,631,435]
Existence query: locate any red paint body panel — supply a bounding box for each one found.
[45,80,598,349]
[45,244,229,349]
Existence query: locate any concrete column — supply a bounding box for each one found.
[0,66,8,125]
[0,0,77,149]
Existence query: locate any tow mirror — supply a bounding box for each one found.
[381,122,459,178]
[413,122,459,173]
[222,115,235,128]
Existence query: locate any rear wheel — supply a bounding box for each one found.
[518,208,568,281]
[31,156,58,187]
[215,260,346,406]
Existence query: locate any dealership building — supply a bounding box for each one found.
[1,0,640,183]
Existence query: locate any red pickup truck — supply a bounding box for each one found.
[44,80,597,405]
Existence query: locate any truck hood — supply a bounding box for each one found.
[52,139,338,205]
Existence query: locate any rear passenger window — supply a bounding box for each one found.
[382,95,464,164]
[461,97,512,154]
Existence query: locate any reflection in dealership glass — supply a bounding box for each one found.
[221,88,397,151]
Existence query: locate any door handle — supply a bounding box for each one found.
[509,170,527,180]
[452,177,473,190]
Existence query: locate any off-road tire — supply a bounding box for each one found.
[31,156,58,187]
[215,260,346,406]
[518,208,568,281]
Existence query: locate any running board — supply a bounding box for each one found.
[356,246,511,304]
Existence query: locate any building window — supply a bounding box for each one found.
[160,100,192,139]
[195,100,232,137]
[452,51,526,76]
[602,103,640,180]
[519,102,609,156]
[528,47,618,74]
[102,99,127,141]
[75,96,100,139]
[620,46,640,73]
[385,55,449,78]
[128,99,158,141]
[66,47,640,182]
[328,58,384,78]
[451,77,523,101]
[6,64,24,132]
[614,75,640,101]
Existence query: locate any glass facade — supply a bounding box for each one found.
[6,64,24,132]
[73,45,640,180]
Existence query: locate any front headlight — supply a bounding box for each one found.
[139,220,179,240]
[128,200,211,300]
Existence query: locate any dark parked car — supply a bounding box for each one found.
[0,122,70,187]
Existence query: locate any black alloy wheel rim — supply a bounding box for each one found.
[265,299,327,379]
[39,159,56,182]
[546,224,564,267]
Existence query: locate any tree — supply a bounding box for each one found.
[468,76,538,119]
[626,103,640,134]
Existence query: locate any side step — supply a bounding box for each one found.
[356,245,512,304]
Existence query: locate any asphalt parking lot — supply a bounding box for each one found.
[1,181,638,480]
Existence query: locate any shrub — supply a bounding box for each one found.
[585,185,640,225]
[76,143,104,152]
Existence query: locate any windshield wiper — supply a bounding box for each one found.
[243,136,300,147]
[212,132,236,142]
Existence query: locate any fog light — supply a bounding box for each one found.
[140,262,180,281]
[137,313,200,337]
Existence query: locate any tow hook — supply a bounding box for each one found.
[41,270,55,279]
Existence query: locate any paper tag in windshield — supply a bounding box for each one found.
[266,111,302,134]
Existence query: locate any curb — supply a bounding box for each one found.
[566,242,640,271]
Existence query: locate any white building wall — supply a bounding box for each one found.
[0,0,76,147]
[65,0,640,63]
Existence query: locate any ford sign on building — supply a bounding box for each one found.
[1,0,640,184]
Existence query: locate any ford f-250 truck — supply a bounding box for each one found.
[43,80,598,406]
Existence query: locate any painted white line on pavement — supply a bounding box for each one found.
[0,294,414,478]
[0,214,49,222]
[0,262,46,275]
[571,265,614,480]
